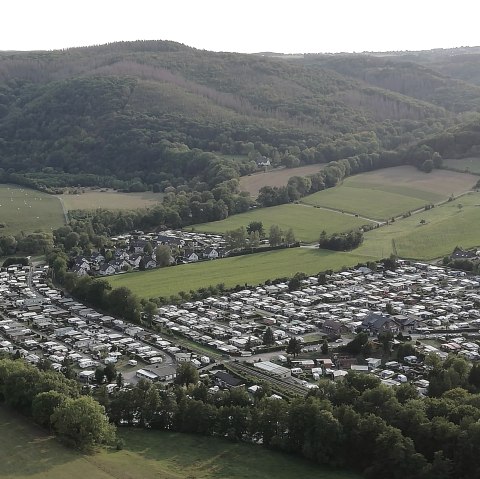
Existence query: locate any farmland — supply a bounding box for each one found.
[58,190,163,211]
[302,166,476,220]
[0,184,65,235]
[442,157,480,174]
[356,192,480,260]
[0,406,359,479]
[109,167,480,298]
[239,164,326,197]
[192,203,373,243]
[107,247,370,299]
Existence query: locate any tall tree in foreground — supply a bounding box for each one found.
[155,245,172,267]
[263,327,275,346]
[246,221,265,237]
[287,337,302,357]
[175,362,199,387]
[51,396,116,450]
[285,228,296,245]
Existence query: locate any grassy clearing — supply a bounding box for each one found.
[0,406,360,479]
[192,203,373,243]
[442,157,480,175]
[357,192,480,260]
[107,248,371,299]
[239,164,326,197]
[0,184,65,235]
[302,166,476,220]
[303,188,428,220]
[0,407,112,479]
[58,190,163,211]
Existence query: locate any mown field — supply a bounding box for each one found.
[192,203,373,243]
[0,407,360,479]
[0,184,65,235]
[442,157,480,174]
[111,191,480,298]
[302,166,476,220]
[356,192,480,260]
[58,190,163,211]
[239,164,326,197]
[107,247,370,299]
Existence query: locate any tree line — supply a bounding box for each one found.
[319,230,364,251]
[94,355,480,479]
[5,349,480,478]
[0,357,115,450]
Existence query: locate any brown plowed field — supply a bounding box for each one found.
[239,164,326,197]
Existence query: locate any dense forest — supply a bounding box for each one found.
[1,41,480,193]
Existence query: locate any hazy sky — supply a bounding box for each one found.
[2,0,479,53]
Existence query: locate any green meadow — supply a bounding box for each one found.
[107,247,370,299]
[301,166,475,220]
[0,407,360,479]
[192,203,373,243]
[302,187,435,220]
[357,192,480,260]
[0,184,65,235]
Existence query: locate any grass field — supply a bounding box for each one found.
[302,166,476,220]
[192,203,373,243]
[107,247,370,298]
[239,164,326,197]
[442,157,480,175]
[0,407,360,479]
[58,190,163,211]
[0,184,65,235]
[356,192,480,260]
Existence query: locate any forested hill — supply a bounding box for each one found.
[0,41,479,191]
[302,54,480,112]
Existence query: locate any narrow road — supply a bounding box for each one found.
[57,196,69,225]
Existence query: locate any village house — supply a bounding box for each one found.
[359,312,399,335]
[98,263,116,276]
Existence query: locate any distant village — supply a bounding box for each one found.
[71,230,227,277]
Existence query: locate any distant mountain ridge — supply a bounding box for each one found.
[0,40,479,190]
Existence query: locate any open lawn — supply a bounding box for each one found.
[442,157,480,175]
[239,164,326,197]
[356,192,480,260]
[0,407,360,479]
[302,166,476,220]
[192,203,373,243]
[107,247,371,299]
[0,184,65,235]
[58,190,163,211]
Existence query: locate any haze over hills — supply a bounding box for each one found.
[0,40,479,190]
